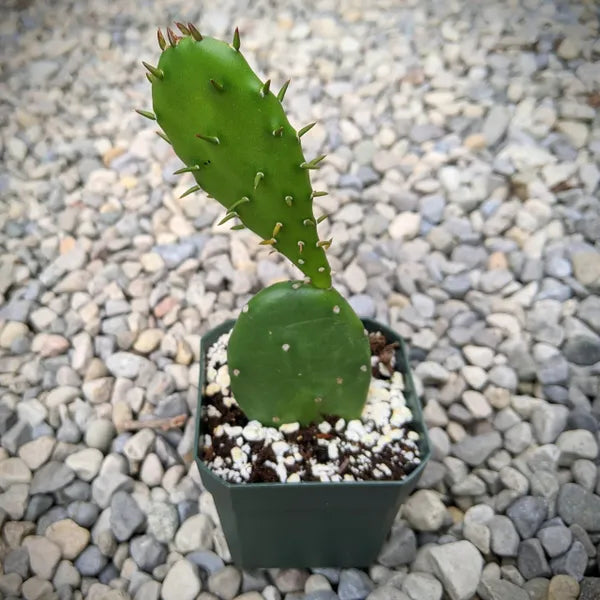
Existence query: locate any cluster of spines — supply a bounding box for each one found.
[137,23,335,285]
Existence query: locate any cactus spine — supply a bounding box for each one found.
[143,25,371,426]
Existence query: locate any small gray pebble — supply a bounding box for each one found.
[338,569,374,600]
[74,545,108,576]
[110,491,145,541]
[506,496,548,539]
[537,524,573,558]
[67,501,100,528]
[130,534,167,572]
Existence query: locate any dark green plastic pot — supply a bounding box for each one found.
[194,317,430,568]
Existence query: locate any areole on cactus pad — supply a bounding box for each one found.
[140,24,371,426]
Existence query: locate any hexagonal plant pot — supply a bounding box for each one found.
[194,317,430,568]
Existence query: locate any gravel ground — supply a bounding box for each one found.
[1,0,599,599]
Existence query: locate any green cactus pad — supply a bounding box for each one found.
[150,33,332,288]
[227,281,371,426]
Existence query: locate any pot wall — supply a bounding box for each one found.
[194,318,430,568]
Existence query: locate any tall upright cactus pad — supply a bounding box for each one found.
[146,28,332,288]
[227,281,371,426]
[142,25,372,427]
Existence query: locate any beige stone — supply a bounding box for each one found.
[45,519,90,560]
[133,328,164,353]
[0,322,29,348]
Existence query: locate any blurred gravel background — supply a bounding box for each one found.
[0,1,599,599]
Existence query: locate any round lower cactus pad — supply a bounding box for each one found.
[227,281,371,426]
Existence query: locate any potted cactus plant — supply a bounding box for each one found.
[139,23,431,568]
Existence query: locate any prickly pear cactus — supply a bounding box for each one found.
[228,281,371,425]
[143,24,331,288]
[140,24,372,426]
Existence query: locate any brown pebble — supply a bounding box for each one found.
[548,574,579,600]
[102,146,126,166]
[59,236,76,254]
[464,133,486,150]
[488,251,508,270]
[113,401,133,433]
[154,296,178,318]
[31,333,69,358]
[447,506,464,524]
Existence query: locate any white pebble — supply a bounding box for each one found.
[271,441,289,457]
[242,421,265,442]
[391,372,404,389]
[279,422,300,434]
[223,424,243,437]
[318,422,332,434]
[205,382,220,396]
[327,442,339,460]
[215,365,231,389]
[230,446,247,465]
[362,432,380,448]
[207,405,222,418]
[390,406,412,427]
[264,427,284,442]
